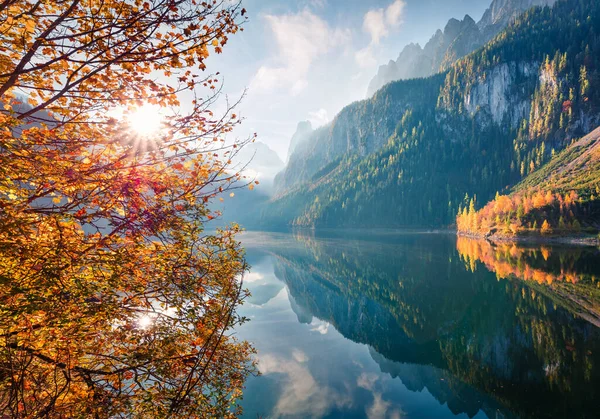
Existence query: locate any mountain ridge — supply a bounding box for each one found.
[366,0,557,97]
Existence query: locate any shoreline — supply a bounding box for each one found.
[240,227,600,247]
[457,231,600,247]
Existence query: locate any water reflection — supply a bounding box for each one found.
[456,237,600,325]
[238,231,600,418]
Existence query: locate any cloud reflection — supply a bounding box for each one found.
[258,351,352,417]
[310,319,330,335]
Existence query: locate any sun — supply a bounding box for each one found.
[137,314,153,329]
[127,104,164,136]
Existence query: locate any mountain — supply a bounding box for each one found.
[366,0,557,97]
[263,0,600,230]
[274,76,443,195]
[478,0,557,34]
[286,120,313,161]
[232,141,284,192]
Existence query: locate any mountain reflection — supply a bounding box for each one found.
[245,231,600,419]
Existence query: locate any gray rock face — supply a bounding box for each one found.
[463,61,538,126]
[274,125,330,193]
[366,0,557,97]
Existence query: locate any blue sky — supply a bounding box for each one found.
[207,0,490,159]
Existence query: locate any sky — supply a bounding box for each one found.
[206,0,491,160]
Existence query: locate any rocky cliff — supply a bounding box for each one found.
[461,61,538,126]
[277,59,543,194]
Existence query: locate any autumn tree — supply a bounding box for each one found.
[541,220,553,235]
[0,1,256,418]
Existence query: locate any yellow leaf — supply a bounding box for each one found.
[25,20,35,33]
[52,197,61,204]
[248,184,254,191]
[229,192,234,198]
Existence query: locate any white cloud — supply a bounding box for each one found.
[386,0,406,26]
[357,372,404,419]
[307,0,327,9]
[362,0,405,45]
[390,409,404,419]
[250,9,350,95]
[356,0,406,68]
[244,271,265,283]
[308,108,330,127]
[291,79,309,96]
[351,71,363,81]
[363,9,388,45]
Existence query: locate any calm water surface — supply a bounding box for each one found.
[236,231,600,419]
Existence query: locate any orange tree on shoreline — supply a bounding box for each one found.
[456,190,587,237]
[0,1,256,417]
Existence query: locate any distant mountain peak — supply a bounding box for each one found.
[463,14,475,25]
[234,141,283,173]
[287,120,314,160]
[444,18,463,37]
[478,0,557,30]
[366,0,557,97]
[296,120,312,132]
[396,43,423,61]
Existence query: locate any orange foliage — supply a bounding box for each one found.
[457,189,581,237]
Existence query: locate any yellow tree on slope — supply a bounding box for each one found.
[0,0,255,417]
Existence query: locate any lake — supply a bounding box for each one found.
[235,231,600,419]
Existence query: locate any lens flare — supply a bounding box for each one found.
[128,104,163,136]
